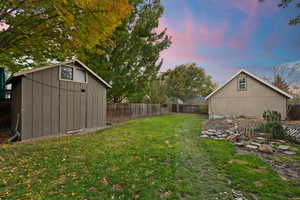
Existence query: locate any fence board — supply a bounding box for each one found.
[172,104,208,114]
[287,104,300,120]
[107,103,208,124]
[107,103,172,124]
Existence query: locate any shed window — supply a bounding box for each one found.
[238,77,247,90]
[74,69,86,83]
[61,66,73,80]
[60,66,87,83]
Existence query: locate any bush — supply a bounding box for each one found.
[262,110,281,122]
[258,122,286,140]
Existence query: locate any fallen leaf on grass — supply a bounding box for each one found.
[51,175,66,185]
[102,177,109,185]
[159,189,171,198]
[254,181,263,187]
[112,184,122,191]
[89,186,97,191]
[228,159,248,165]
[132,194,140,199]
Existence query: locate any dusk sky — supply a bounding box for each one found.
[159,0,300,84]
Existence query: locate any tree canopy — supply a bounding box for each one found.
[273,74,290,93]
[81,0,171,103]
[0,0,131,72]
[279,0,300,25]
[259,0,300,25]
[162,63,216,102]
[144,77,168,104]
[271,62,300,93]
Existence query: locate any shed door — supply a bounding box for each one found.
[59,82,87,134]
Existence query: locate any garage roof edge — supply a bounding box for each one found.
[205,69,293,100]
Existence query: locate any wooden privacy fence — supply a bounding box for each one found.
[107,103,172,123]
[172,104,208,114]
[287,104,300,120]
[0,100,11,130]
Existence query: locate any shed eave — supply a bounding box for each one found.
[6,60,112,89]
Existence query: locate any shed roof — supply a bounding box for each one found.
[205,69,292,100]
[6,59,112,88]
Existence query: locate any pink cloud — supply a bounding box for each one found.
[158,17,204,71]
[224,0,278,49]
[158,13,228,71]
[159,0,280,74]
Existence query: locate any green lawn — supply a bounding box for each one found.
[0,114,299,200]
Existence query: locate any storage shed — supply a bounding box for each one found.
[7,60,111,141]
[205,69,292,120]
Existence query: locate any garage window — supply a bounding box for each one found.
[238,77,247,90]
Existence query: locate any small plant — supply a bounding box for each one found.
[258,121,286,140]
[263,110,281,122]
[244,127,255,140]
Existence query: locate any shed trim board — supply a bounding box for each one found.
[7,59,111,88]
[205,69,292,100]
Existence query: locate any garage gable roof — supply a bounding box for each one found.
[7,59,112,88]
[205,69,292,100]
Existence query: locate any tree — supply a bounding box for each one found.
[80,0,171,103]
[279,0,300,25]
[162,63,216,102]
[273,74,290,92]
[144,76,168,104]
[272,62,300,89]
[259,0,300,25]
[0,0,131,72]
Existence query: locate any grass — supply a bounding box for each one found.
[199,139,300,200]
[0,114,299,200]
[0,114,232,200]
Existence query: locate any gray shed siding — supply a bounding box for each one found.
[11,79,22,133]
[19,64,107,140]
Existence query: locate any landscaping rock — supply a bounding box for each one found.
[246,144,258,150]
[258,144,275,153]
[234,142,247,147]
[283,151,296,155]
[250,142,261,147]
[257,132,268,137]
[275,140,286,143]
[225,119,233,124]
[226,130,235,134]
[206,132,217,136]
[232,189,246,200]
[255,137,265,141]
[207,129,216,133]
[227,135,238,142]
[200,135,209,138]
[278,145,290,151]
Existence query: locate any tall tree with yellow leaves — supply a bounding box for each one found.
[0,0,131,72]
